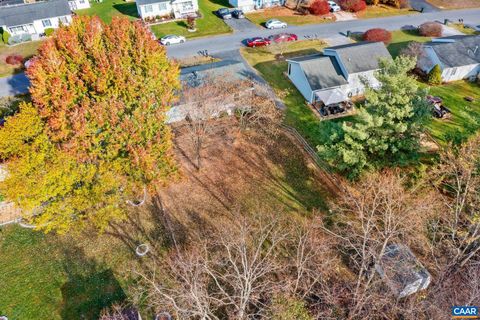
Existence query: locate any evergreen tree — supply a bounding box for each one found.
[428,64,443,85]
[318,56,431,178]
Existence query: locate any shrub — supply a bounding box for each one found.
[363,28,392,44]
[400,41,425,60]
[309,0,331,15]
[339,0,366,12]
[44,28,55,36]
[5,54,24,65]
[427,64,442,85]
[419,22,442,37]
[398,0,409,8]
[187,16,196,30]
[2,30,10,44]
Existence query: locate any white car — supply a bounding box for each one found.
[160,35,186,46]
[328,1,341,11]
[265,19,287,29]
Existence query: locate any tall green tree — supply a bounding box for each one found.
[318,56,431,178]
[0,16,179,233]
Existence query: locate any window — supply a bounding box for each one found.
[181,1,193,10]
[288,64,291,75]
[158,2,167,10]
[79,0,86,3]
[451,68,457,76]
[42,19,52,28]
[9,25,27,34]
[59,16,69,24]
[144,4,153,12]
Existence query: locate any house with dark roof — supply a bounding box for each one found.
[419,35,480,82]
[286,41,392,105]
[136,0,198,20]
[0,0,72,42]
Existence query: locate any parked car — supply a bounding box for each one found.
[246,37,271,47]
[268,33,298,43]
[159,35,186,45]
[328,0,341,12]
[231,9,245,18]
[216,8,232,19]
[265,19,287,29]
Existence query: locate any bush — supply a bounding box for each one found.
[2,30,10,44]
[363,28,392,44]
[339,0,366,11]
[427,64,442,85]
[5,54,24,65]
[398,0,409,8]
[44,28,55,36]
[419,22,442,37]
[186,16,196,30]
[309,0,331,15]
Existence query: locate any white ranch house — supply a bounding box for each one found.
[229,0,285,12]
[0,0,73,42]
[419,35,480,82]
[286,42,392,105]
[136,0,198,20]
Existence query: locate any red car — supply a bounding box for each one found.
[268,33,298,43]
[246,37,271,47]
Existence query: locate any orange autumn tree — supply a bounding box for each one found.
[0,16,179,233]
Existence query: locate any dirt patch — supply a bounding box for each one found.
[158,119,334,237]
[426,0,480,8]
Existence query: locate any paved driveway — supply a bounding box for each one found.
[224,17,259,32]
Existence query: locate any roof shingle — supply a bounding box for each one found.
[0,0,71,27]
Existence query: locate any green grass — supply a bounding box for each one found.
[0,226,128,320]
[150,0,232,39]
[387,29,431,57]
[357,5,416,19]
[0,41,43,78]
[246,10,335,27]
[425,81,480,144]
[449,23,480,35]
[75,0,138,23]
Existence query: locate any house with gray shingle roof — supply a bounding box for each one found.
[136,0,198,20]
[419,35,480,82]
[0,0,72,42]
[286,41,392,105]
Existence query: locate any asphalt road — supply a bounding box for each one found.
[166,8,480,59]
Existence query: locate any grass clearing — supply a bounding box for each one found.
[424,81,480,144]
[150,0,232,39]
[357,5,416,19]
[426,0,480,9]
[387,29,431,57]
[246,7,335,27]
[0,41,43,78]
[449,23,480,35]
[75,0,138,23]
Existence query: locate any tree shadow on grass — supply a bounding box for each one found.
[60,247,126,320]
[112,2,139,19]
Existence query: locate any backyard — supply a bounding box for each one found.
[75,0,138,22]
[387,29,431,57]
[0,41,43,78]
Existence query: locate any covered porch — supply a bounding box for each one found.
[312,88,355,119]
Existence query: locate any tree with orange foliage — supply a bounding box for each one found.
[0,16,179,233]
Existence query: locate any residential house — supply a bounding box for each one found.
[286,41,392,105]
[135,0,198,20]
[68,0,90,10]
[0,0,72,42]
[418,35,480,82]
[229,0,285,12]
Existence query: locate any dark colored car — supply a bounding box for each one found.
[231,9,245,18]
[268,33,298,43]
[216,8,232,19]
[246,37,271,47]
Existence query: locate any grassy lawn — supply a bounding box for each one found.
[425,81,480,144]
[241,40,343,147]
[449,23,480,35]
[150,0,232,39]
[0,225,129,320]
[0,41,43,78]
[387,29,431,57]
[246,7,335,27]
[357,5,416,19]
[426,0,480,9]
[75,0,138,23]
